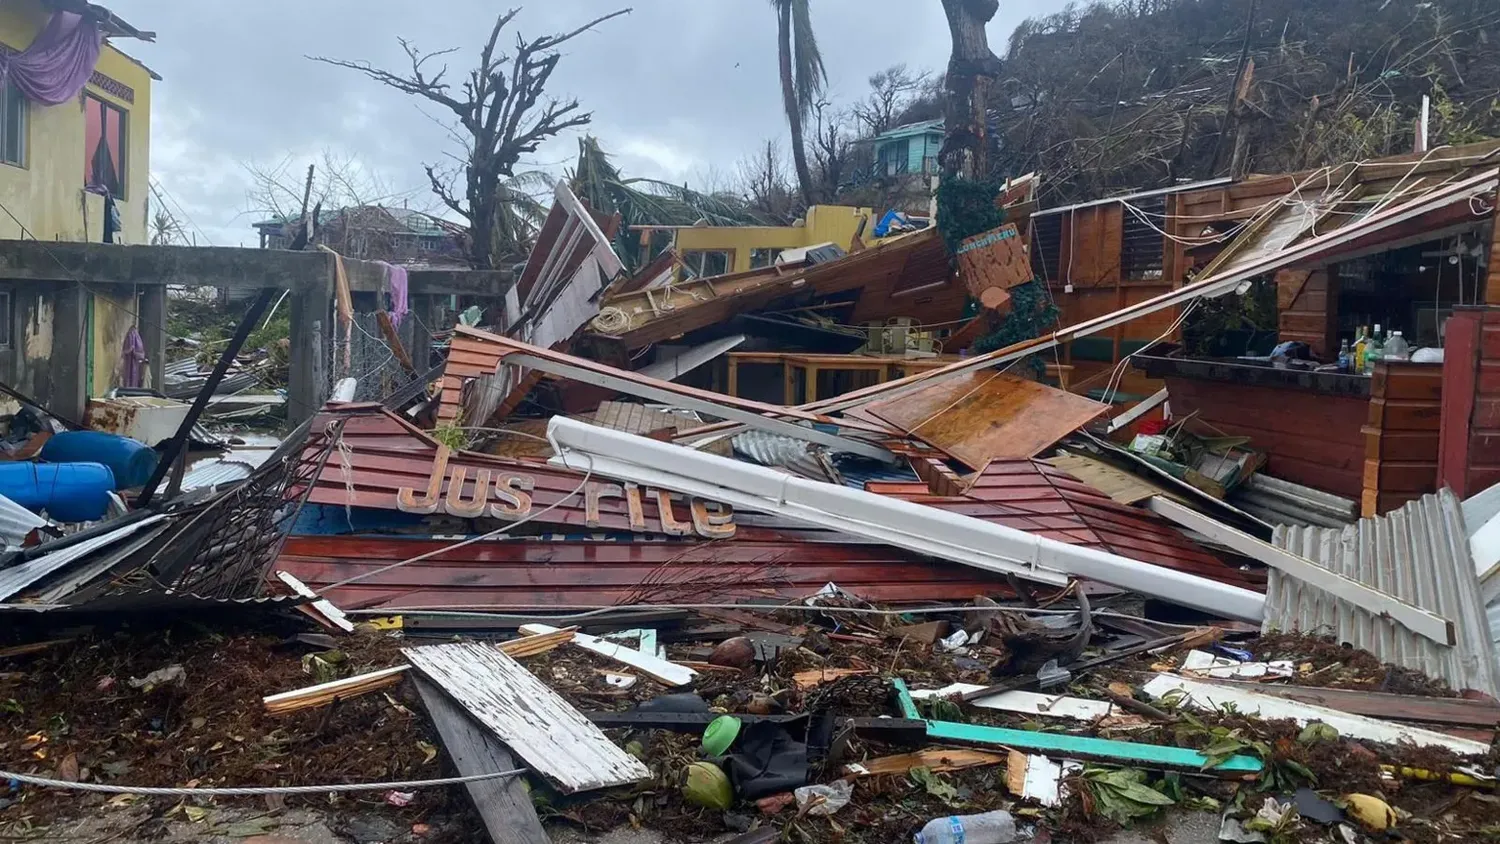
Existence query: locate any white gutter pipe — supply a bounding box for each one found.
[546,417,1266,622]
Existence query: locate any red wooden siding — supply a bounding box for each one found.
[1362,361,1443,516]
[1162,376,1369,499]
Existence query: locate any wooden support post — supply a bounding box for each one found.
[727,357,739,397]
[1487,191,1500,306]
[806,364,819,402]
[412,677,550,844]
[376,310,418,377]
[782,362,797,405]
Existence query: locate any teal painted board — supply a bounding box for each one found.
[889,679,1262,775]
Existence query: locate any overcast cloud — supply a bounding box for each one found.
[111,1,1071,247]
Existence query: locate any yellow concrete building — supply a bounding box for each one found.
[647,205,875,278]
[0,0,155,399]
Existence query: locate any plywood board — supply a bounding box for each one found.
[957,224,1031,299]
[866,372,1108,468]
[403,642,651,793]
[1044,454,1170,505]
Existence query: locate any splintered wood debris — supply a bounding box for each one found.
[403,641,651,793]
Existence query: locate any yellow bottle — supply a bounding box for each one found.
[1352,326,1368,374]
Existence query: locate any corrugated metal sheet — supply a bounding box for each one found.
[0,492,48,549]
[0,515,169,601]
[1266,490,1499,697]
[732,430,839,483]
[181,446,275,491]
[1229,474,1359,529]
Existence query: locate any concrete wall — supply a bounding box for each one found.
[0,1,152,243]
[0,2,154,412]
[671,205,874,275]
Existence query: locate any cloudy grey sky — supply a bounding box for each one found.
[111,1,1071,247]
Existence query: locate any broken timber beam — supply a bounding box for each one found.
[413,676,550,844]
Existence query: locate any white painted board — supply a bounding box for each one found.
[404,642,651,793]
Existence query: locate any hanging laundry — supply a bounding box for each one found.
[120,325,145,389]
[317,245,355,375]
[374,261,410,327]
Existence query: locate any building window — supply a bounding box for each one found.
[0,291,12,350]
[749,248,783,269]
[1120,196,1165,280]
[682,250,731,278]
[0,80,25,166]
[84,94,127,198]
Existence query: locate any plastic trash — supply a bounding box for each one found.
[936,630,970,653]
[794,779,852,816]
[913,810,1017,844]
[1036,658,1071,689]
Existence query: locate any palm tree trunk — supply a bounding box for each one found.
[940,0,1002,181]
[777,3,817,206]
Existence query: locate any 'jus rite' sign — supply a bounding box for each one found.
[395,447,736,539]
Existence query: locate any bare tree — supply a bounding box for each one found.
[809,100,856,200]
[242,150,426,225]
[736,139,802,222]
[310,8,631,268]
[852,64,930,136]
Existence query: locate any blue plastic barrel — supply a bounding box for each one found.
[0,462,116,522]
[40,431,158,490]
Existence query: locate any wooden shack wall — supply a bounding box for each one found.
[1162,375,1369,499]
[1362,361,1443,516]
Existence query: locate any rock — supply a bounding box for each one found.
[708,637,756,669]
[341,815,401,844]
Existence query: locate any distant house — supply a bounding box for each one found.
[870,119,943,179]
[253,205,464,267]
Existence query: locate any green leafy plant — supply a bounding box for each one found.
[432,423,468,452]
[909,766,963,808]
[1081,767,1177,825]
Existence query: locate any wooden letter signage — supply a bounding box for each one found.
[396,458,736,539]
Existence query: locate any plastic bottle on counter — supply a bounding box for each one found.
[1383,330,1410,361]
[1362,324,1384,373]
[914,811,1018,844]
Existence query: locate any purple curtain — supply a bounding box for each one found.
[0,12,103,107]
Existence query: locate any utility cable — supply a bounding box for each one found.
[0,767,525,797]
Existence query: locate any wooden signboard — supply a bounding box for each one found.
[957,224,1032,309]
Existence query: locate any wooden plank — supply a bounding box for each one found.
[1044,454,1167,505]
[264,666,410,714]
[792,668,872,690]
[843,748,1007,778]
[1193,679,1500,728]
[898,691,1263,774]
[1486,183,1500,305]
[403,642,651,793]
[276,570,355,632]
[501,627,577,658]
[518,623,696,686]
[412,676,551,844]
[1142,674,1489,755]
[911,684,1120,722]
[866,372,1108,469]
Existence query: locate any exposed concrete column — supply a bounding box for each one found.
[287,258,333,423]
[51,284,88,423]
[139,284,167,392]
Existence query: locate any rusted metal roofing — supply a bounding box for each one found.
[1266,490,1499,697]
